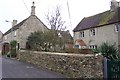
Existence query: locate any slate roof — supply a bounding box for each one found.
[60,31,73,40]
[73,7,120,32]
[56,30,73,43]
[4,15,49,35]
[4,18,28,36]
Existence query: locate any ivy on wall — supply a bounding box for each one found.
[10,40,17,57]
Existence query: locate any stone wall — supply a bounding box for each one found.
[19,50,103,78]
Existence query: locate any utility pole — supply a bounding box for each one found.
[67,0,72,33]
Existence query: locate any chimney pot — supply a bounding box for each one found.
[110,0,119,11]
[31,1,35,15]
[12,20,17,27]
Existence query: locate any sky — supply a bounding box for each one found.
[0,0,119,36]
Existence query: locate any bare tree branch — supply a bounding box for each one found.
[45,6,66,31]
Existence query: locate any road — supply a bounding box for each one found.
[1,56,66,78]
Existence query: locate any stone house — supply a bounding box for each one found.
[2,2,49,49]
[73,0,120,49]
[57,30,73,50]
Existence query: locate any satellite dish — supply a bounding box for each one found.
[0,31,3,39]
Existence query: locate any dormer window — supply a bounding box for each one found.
[80,31,84,38]
[90,28,95,36]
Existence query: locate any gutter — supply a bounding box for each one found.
[73,21,120,32]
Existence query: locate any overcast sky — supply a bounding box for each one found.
[0,0,119,36]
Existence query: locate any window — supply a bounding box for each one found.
[80,31,84,37]
[90,29,95,36]
[14,31,16,37]
[89,45,97,49]
[74,45,79,48]
[5,36,7,40]
[115,24,119,32]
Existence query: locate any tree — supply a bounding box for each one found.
[27,31,44,51]
[9,40,17,57]
[27,31,57,51]
[44,30,58,51]
[46,6,66,31]
[45,6,66,51]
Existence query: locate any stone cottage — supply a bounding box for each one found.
[73,0,120,49]
[2,2,49,49]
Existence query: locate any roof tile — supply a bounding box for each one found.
[73,7,120,32]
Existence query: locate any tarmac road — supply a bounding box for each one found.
[1,56,66,78]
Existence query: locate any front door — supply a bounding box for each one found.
[2,43,10,55]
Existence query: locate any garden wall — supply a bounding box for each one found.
[19,50,103,78]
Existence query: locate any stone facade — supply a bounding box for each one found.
[74,24,119,48]
[2,2,48,49]
[19,50,103,78]
[73,0,120,49]
[16,16,48,48]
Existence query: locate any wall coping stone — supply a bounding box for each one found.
[20,50,94,57]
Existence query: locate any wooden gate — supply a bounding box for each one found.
[104,58,120,79]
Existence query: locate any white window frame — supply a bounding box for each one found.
[14,31,16,37]
[89,45,97,49]
[115,24,119,32]
[80,31,84,38]
[90,28,95,36]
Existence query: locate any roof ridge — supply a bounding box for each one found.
[73,9,118,32]
[3,16,30,35]
[85,10,110,19]
[33,15,50,30]
[3,15,50,35]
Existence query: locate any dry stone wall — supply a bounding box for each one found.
[19,50,103,78]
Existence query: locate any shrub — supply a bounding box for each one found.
[73,48,92,54]
[96,42,118,60]
[10,40,17,57]
[65,44,74,53]
[80,49,92,54]
[74,48,80,53]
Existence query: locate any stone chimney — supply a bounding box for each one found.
[31,2,35,15]
[110,0,120,11]
[12,20,17,27]
[66,30,70,34]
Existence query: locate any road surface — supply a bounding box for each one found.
[1,56,66,78]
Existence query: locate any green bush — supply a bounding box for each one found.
[96,42,118,60]
[10,40,17,57]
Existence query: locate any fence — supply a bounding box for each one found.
[104,58,120,79]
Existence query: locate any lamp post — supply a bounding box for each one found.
[5,20,12,42]
[5,20,13,58]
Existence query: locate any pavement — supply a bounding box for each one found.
[1,56,67,78]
